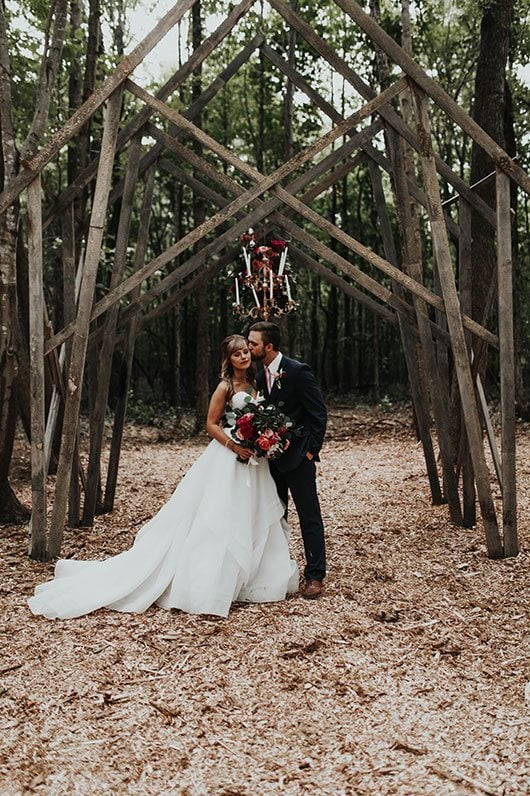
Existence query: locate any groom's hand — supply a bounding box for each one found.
[305,451,314,460]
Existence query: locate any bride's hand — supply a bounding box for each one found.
[233,443,253,460]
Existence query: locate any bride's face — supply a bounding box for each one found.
[230,344,251,372]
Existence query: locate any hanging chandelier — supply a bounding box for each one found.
[230,229,297,320]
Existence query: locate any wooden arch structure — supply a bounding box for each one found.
[4,0,529,562]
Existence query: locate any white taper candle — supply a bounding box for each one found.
[278,247,287,276]
[285,274,292,301]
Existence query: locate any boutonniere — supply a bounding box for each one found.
[273,368,288,389]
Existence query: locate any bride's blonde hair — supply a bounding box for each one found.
[220,334,256,398]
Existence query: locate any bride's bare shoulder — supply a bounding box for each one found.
[212,380,230,399]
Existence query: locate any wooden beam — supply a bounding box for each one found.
[411,84,503,558]
[91,145,372,344]
[44,22,263,230]
[476,369,502,487]
[88,134,398,340]
[334,0,530,195]
[496,169,517,556]
[45,77,496,365]
[56,116,497,358]
[125,74,407,181]
[458,198,477,528]
[144,130,450,353]
[118,130,370,318]
[27,175,47,560]
[275,216,450,347]
[47,86,124,559]
[268,0,498,228]
[46,81,498,356]
[143,97,491,345]
[0,0,198,217]
[267,171,499,349]
[262,41,460,242]
[45,77,407,352]
[289,245,397,326]
[148,117,380,208]
[459,205,502,495]
[159,157,229,208]
[136,260,223,332]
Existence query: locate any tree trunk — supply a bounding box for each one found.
[75,0,101,234]
[470,0,513,381]
[0,3,28,522]
[67,0,83,187]
[343,293,353,391]
[15,227,32,441]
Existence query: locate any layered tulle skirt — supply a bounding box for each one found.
[28,437,299,619]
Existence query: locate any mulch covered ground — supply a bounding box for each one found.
[1,406,529,795]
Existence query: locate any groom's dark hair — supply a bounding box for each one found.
[250,321,281,351]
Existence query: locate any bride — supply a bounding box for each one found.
[28,335,299,619]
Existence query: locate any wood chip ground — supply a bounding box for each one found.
[1,406,528,795]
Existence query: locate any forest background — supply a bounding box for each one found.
[0,0,529,520]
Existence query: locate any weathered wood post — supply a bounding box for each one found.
[458,197,476,527]
[27,175,47,559]
[63,208,83,526]
[496,169,517,556]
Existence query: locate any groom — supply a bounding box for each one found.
[248,321,327,599]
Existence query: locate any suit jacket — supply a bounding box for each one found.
[256,355,327,473]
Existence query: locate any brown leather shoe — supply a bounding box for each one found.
[300,579,323,599]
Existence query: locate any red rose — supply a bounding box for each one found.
[257,435,271,451]
[270,239,286,252]
[236,413,256,440]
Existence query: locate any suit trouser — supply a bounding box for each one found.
[270,457,326,581]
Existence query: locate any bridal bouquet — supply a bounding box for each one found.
[225,395,298,462]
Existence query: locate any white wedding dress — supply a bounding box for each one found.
[28,392,299,619]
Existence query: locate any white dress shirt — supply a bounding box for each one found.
[266,351,283,381]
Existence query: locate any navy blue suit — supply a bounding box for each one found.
[257,355,327,581]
